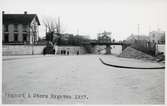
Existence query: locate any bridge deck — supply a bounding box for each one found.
[90,42,129,45]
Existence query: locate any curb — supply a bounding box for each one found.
[99,58,165,69]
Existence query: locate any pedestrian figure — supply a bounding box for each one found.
[77,51,79,55]
[61,50,63,55]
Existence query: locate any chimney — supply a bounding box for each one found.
[24,11,27,15]
[2,11,5,14]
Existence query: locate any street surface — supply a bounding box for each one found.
[2,55,165,104]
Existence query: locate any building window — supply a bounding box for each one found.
[4,25,8,32]
[23,25,27,32]
[14,24,18,32]
[14,34,18,41]
[23,34,27,41]
[4,34,9,43]
[34,25,37,31]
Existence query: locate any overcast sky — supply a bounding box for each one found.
[1,0,167,40]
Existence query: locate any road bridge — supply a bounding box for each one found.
[90,42,131,54]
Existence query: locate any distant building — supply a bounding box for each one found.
[2,11,40,45]
[58,33,90,45]
[97,35,111,43]
[97,31,112,43]
[149,29,165,44]
[61,33,74,40]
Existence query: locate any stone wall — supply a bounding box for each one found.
[3,45,123,56]
[3,45,45,56]
[2,45,86,56]
[56,46,86,55]
[110,45,122,55]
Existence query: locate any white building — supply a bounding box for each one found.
[149,29,165,44]
[2,11,40,45]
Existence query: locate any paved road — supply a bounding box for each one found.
[2,55,164,104]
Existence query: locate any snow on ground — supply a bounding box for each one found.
[2,55,164,104]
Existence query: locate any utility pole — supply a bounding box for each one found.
[57,17,60,33]
[157,24,160,32]
[137,24,140,40]
[149,25,151,33]
[57,17,61,45]
[77,28,79,35]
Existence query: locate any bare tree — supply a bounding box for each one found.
[97,30,111,36]
[43,17,64,44]
[97,30,112,43]
[43,17,63,33]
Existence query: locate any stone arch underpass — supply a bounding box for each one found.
[90,42,130,55]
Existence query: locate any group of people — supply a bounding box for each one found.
[60,50,79,55]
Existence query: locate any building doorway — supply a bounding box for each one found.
[14,34,18,42]
[77,51,79,55]
[67,51,69,55]
[4,34,9,43]
[23,34,27,42]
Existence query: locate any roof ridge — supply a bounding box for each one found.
[3,14,36,15]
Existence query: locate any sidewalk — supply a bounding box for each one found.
[2,55,45,61]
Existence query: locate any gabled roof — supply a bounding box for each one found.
[3,14,40,25]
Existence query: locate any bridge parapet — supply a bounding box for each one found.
[90,42,130,46]
[90,42,131,54]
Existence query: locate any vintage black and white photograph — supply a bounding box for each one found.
[1,0,166,104]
